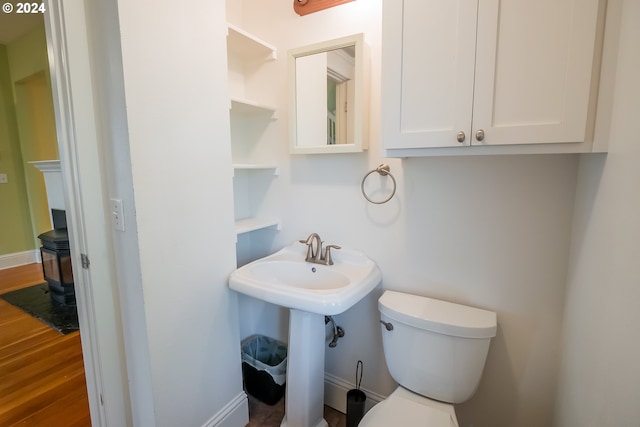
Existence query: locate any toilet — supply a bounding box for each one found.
[359,290,497,427]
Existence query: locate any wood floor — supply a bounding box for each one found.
[0,264,347,427]
[246,393,346,427]
[0,263,91,426]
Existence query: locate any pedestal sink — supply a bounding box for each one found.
[229,241,382,427]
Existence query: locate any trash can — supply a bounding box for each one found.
[241,335,287,405]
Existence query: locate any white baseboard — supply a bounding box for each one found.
[0,250,40,270]
[324,372,386,415]
[203,391,249,427]
[200,375,383,426]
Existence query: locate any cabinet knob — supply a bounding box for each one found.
[475,129,485,142]
[456,131,466,143]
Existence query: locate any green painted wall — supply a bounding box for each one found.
[7,26,50,84]
[0,25,59,257]
[0,45,34,255]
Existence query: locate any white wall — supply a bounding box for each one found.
[86,0,246,426]
[231,2,579,426]
[82,1,153,424]
[555,1,640,425]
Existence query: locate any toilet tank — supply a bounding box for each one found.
[378,291,497,404]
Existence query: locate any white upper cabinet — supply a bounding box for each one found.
[382,0,605,155]
[383,0,478,149]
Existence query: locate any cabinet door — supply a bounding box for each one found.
[472,0,600,146]
[382,0,478,149]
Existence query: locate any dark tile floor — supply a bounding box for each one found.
[246,394,346,427]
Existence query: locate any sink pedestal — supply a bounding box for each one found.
[228,242,382,425]
[280,309,328,427]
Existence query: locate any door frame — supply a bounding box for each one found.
[44,1,131,425]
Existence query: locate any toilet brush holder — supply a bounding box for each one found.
[346,360,366,427]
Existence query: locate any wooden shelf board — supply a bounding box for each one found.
[227,23,277,61]
[235,218,281,235]
[230,96,277,118]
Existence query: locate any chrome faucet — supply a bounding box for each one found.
[299,233,341,265]
[300,233,322,261]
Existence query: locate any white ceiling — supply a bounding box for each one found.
[0,11,43,45]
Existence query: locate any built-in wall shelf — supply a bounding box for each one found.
[230,97,278,119]
[227,22,280,243]
[227,23,277,63]
[235,218,281,236]
[232,163,280,175]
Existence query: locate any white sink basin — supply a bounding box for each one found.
[229,241,382,315]
[230,240,382,426]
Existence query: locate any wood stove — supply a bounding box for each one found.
[38,209,75,305]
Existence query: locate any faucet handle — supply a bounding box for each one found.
[323,245,341,265]
[298,239,313,259]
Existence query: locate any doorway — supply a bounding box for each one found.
[0,21,90,424]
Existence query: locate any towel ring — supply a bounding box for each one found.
[361,164,397,204]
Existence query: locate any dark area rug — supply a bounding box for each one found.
[1,283,79,334]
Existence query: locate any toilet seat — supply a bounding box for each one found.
[359,387,458,427]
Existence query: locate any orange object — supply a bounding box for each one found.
[293,0,356,16]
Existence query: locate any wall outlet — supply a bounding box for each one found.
[110,198,125,232]
[0,173,8,184]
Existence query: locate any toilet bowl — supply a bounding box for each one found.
[359,386,458,427]
[359,291,497,426]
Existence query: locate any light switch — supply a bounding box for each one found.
[0,173,7,184]
[110,198,125,231]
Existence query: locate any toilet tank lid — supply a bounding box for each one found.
[379,291,497,339]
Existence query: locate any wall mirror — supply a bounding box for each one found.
[289,33,369,154]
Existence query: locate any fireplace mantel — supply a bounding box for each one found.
[30,160,64,225]
[30,160,61,173]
